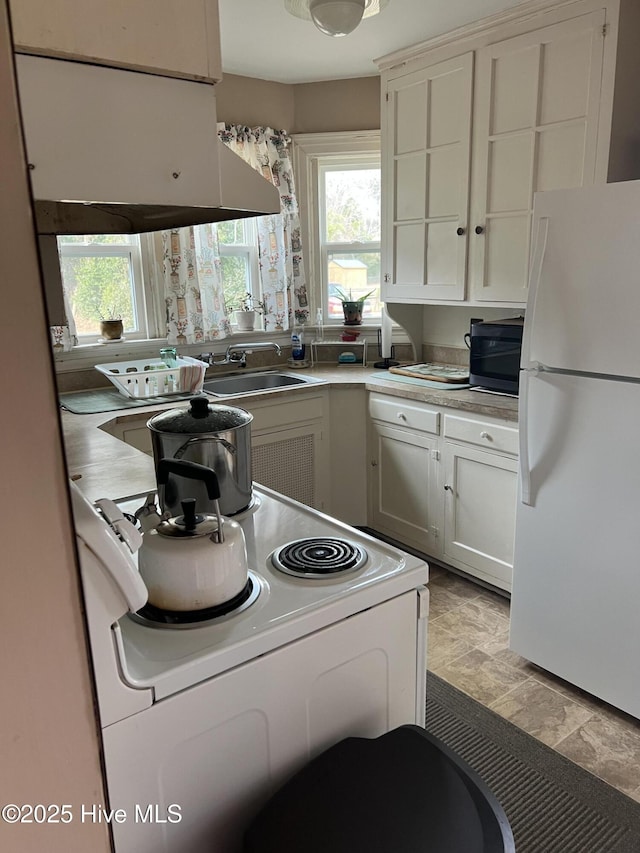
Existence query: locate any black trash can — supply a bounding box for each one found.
[244,725,514,853]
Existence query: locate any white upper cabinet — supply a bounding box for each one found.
[469,12,605,303]
[378,0,640,307]
[9,0,222,82]
[384,54,473,302]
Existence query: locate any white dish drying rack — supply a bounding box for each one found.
[96,357,207,399]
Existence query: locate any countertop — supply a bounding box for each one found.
[61,365,518,502]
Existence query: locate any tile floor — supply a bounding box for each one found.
[428,564,640,802]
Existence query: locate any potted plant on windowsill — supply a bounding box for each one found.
[234,292,266,332]
[98,307,124,341]
[333,287,376,326]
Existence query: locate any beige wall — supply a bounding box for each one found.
[293,76,380,133]
[215,73,295,130]
[215,72,380,132]
[421,305,523,350]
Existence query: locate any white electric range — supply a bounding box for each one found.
[72,482,429,853]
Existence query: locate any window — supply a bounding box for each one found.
[320,162,381,320]
[57,234,147,341]
[57,222,263,345]
[216,219,261,316]
[293,131,381,325]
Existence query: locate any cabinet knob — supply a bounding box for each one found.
[456,227,466,236]
[475,225,485,235]
[396,412,407,421]
[480,431,491,440]
[444,484,453,491]
[370,459,378,467]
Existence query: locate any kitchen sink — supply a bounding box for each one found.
[202,372,323,396]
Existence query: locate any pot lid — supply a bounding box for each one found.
[148,395,253,434]
[156,498,220,539]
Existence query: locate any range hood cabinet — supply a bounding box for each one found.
[15,55,280,234]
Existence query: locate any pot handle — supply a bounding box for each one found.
[174,435,237,459]
[157,458,221,500]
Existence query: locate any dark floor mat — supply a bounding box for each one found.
[426,672,640,853]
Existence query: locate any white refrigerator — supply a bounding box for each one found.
[509,180,640,720]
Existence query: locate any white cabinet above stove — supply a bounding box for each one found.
[9,0,222,82]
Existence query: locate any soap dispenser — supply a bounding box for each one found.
[291,324,305,361]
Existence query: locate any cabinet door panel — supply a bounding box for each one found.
[539,30,597,125]
[443,443,517,591]
[378,431,431,530]
[394,223,425,285]
[483,215,531,302]
[426,222,459,287]
[470,10,605,303]
[368,423,438,554]
[396,154,426,220]
[428,68,468,147]
[395,81,428,153]
[383,54,472,302]
[428,146,462,217]
[490,46,539,135]
[488,134,534,212]
[536,123,587,191]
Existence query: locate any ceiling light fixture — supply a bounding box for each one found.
[284,0,389,37]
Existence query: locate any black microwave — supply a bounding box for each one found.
[467,317,524,395]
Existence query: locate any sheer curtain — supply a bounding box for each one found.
[161,223,231,345]
[219,126,308,331]
[50,287,77,352]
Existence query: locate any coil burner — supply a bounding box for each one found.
[271,538,368,579]
[130,572,261,629]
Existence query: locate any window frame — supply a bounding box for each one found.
[293,131,381,326]
[217,218,261,320]
[318,159,382,322]
[57,235,148,344]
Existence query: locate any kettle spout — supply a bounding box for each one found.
[135,492,163,533]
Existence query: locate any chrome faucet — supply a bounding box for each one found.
[200,341,281,368]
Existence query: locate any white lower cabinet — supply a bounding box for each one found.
[368,396,440,555]
[369,423,440,555]
[368,392,518,592]
[442,438,518,591]
[102,390,330,511]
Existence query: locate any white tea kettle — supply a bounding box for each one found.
[138,459,249,611]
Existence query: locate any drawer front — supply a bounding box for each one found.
[369,394,440,435]
[247,394,324,432]
[444,414,518,455]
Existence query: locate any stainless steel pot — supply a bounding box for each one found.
[147,396,253,517]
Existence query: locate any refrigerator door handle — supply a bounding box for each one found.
[518,367,539,506]
[521,216,549,369]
